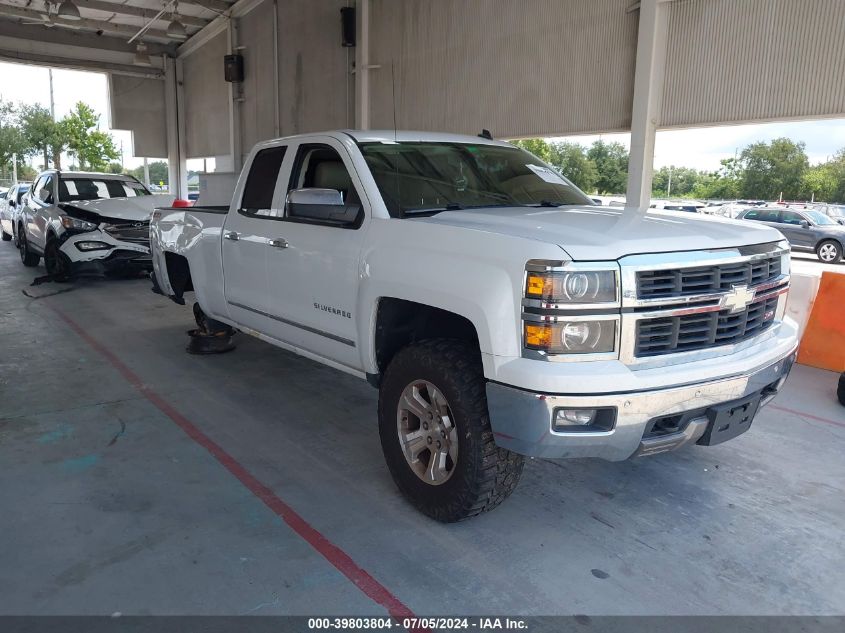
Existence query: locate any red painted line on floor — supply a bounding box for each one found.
[50,305,424,629]
[768,404,845,429]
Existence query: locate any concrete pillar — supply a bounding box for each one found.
[164,55,189,198]
[625,0,670,214]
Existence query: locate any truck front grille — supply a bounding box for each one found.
[635,295,779,357]
[104,221,150,246]
[636,255,782,300]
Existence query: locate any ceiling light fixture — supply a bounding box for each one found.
[57,0,82,20]
[133,42,152,66]
[167,0,187,41]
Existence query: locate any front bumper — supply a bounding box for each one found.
[59,231,152,275]
[486,347,797,460]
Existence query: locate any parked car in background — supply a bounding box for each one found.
[736,206,845,263]
[0,182,32,242]
[814,203,845,226]
[650,199,707,213]
[17,170,172,279]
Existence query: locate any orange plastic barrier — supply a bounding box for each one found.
[797,271,845,372]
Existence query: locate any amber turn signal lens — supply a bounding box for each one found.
[525,274,549,297]
[524,323,553,349]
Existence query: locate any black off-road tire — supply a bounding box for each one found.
[838,373,845,406]
[44,238,71,282]
[19,227,40,267]
[1,229,11,241]
[378,339,524,522]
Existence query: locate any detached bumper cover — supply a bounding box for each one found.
[486,347,797,461]
[59,230,152,274]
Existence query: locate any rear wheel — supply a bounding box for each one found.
[18,227,40,267]
[816,240,842,264]
[44,239,71,281]
[378,339,524,522]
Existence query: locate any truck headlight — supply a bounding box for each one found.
[524,319,617,354]
[61,215,98,232]
[525,270,617,303]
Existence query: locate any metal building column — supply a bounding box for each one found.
[164,55,189,199]
[354,0,371,130]
[625,0,670,214]
[228,19,244,172]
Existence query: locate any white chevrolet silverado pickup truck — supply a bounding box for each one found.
[150,131,799,522]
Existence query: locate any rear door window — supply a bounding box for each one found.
[780,211,804,225]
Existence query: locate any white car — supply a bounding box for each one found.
[650,199,707,213]
[0,182,31,242]
[17,170,172,279]
[150,130,799,521]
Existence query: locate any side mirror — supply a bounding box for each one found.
[39,188,52,203]
[286,188,362,226]
[800,220,809,228]
[8,199,15,208]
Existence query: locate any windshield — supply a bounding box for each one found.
[59,177,150,202]
[826,205,845,218]
[806,210,837,226]
[358,142,592,216]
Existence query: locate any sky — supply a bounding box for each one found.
[3,60,845,173]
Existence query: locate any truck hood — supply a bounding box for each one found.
[67,194,175,222]
[418,205,784,260]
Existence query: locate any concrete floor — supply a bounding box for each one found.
[1,244,843,617]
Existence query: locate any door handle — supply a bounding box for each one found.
[223,231,240,241]
[269,238,289,249]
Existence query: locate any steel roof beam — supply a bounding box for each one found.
[74,0,210,28]
[0,5,172,40]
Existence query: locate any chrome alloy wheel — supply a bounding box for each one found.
[396,380,458,485]
[819,243,838,262]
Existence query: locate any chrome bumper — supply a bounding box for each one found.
[486,347,797,461]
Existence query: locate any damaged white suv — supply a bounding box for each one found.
[17,170,171,279]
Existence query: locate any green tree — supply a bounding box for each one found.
[801,162,836,202]
[18,104,66,170]
[61,102,118,171]
[0,99,28,172]
[106,162,124,174]
[128,160,169,186]
[651,166,703,197]
[547,142,597,192]
[587,140,628,194]
[509,138,554,163]
[739,137,808,200]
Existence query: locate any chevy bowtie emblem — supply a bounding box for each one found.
[721,284,756,313]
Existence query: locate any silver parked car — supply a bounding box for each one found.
[0,182,31,243]
[736,206,845,263]
[814,203,845,226]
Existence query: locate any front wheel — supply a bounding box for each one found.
[378,339,524,522]
[19,228,40,267]
[44,239,71,281]
[1,229,10,242]
[816,240,842,264]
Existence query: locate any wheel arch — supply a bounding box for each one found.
[370,297,482,383]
